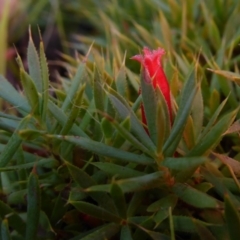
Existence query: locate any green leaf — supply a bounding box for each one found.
[92,162,144,178]
[48,100,89,138]
[149,195,178,226]
[101,117,113,140]
[39,40,49,122]
[61,63,86,111]
[163,68,197,156]
[156,87,171,156]
[52,135,153,164]
[25,170,41,240]
[107,87,156,154]
[93,69,105,117]
[0,200,26,235]
[0,0,9,75]
[80,223,120,240]
[173,216,217,233]
[0,76,30,113]
[110,183,127,219]
[105,115,154,156]
[60,84,85,135]
[120,225,133,240]
[224,194,240,240]
[112,117,130,148]
[162,157,207,170]
[86,172,164,193]
[66,161,117,213]
[188,108,237,156]
[169,207,175,240]
[140,69,158,145]
[39,210,55,235]
[116,67,127,97]
[172,183,219,208]
[147,194,178,212]
[0,158,57,172]
[20,69,40,115]
[1,219,11,240]
[18,129,46,141]
[202,166,240,207]
[27,29,42,92]
[0,116,30,168]
[193,219,216,240]
[70,201,121,223]
[127,192,145,218]
[199,96,228,141]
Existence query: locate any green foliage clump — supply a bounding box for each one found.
[0,0,240,239]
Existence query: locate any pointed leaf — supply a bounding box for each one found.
[48,100,89,138]
[86,172,164,193]
[110,183,127,219]
[61,63,86,111]
[70,201,121,223]
[39,40,49,122]
[25,170,40,240]
[20,69,40,115]
[92,162,144,178]
[173,183,219,208]
[107,87,156,153]
[162,157,207,170]
[1,219,11,240]
[0,116,30,168]
[0,200,26,235]
[93,69,105,117]
[60,84,85,135]
[81,223,119,240]
[105,115,154,156]
[225,194,240,240]
[188,109,237,156]
[27,29,42,92]
[52,135,153,164]
[193,219,216,240]
[140,70,158,145]
[66,161,116,213]
[120,225,133,240]
[163,68,197,156]
[0,76,30,113]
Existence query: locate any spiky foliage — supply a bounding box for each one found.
[0,1,240,240]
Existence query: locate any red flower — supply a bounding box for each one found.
[131,47,172,126]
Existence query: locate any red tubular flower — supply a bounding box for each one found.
[131,47,172,126]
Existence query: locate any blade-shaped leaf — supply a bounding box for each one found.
[163,68,197,156]
[25,170,40,240]
[140,70,158,145]
[39,40,49,122]
[51,135,153,164]
[107,87,156,154]
[172,183,219,208]
[60,84,85,135]
[86,172,164,193]
[20,69,40,115]
[0,116,30,168]
[70,201,121,223]
[162,157,207,170]
[0,200,26,235]
[224,194,240,240]
[92,162,144,178]
[0,76,30,113]
[27,29,42,92]
[61,63,86,111]
[48,100,89,138]
[80,223,120,240]
[110,183,127,219]
[188,108,238,156]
